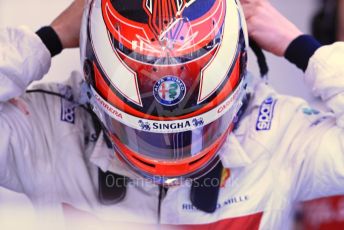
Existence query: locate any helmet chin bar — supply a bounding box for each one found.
[108,123,234,187]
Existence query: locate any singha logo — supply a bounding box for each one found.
[138,120,151,131]
[192,118,204,127]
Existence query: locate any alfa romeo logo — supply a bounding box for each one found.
[153,76,186,106]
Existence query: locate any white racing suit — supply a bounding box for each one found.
[0,27,344,230]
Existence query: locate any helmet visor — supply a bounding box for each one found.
[89,79,246,163]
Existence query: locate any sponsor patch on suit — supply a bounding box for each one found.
[256,97,276,131]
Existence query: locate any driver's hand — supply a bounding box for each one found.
[240,0,302,56]
[51,0,85,49]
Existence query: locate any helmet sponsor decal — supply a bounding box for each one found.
[138,120,151,131]
[91,76,248,134]
[256,97,276,131]
[192,118,204,127]
[137,117,205,132]
[153,76,186,106]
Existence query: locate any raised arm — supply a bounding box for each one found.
[0,0,84,189]
[240,0,344,200]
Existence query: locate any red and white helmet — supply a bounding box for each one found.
[80,0,249,185]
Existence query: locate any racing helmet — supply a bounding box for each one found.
[80,0,249,185]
